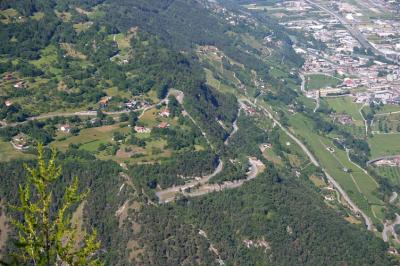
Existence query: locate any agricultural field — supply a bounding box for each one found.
[59,43,87,60]
[31,12,44,21]
[262,147,283,166]
[30,45,63,76]
[288,113,383,223]
[305,74,342,90]
[324,97,364,122]
[371,113,400,133]
[368,134,400,158]
[0,141,34,162]
[0,8,20,24]
[376,166,400,187]
[51,123,128,152]
[204,69,235,94]
[73,22,94,33]
[50,122,172,164]
[374,104,400,115]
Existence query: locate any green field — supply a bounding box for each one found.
[73,22,93,33]
[324,97,364,122]
[305,74,341,90]
[368,134,400,158]
[374,104,400,115]
[31,12,45,20]
[372,113,400,133]
[0,141,34,162]
[204,68,235,94]
[288,113,383,222]
[51,123,127,151]
[51,122,173,164]
[376,166,400,186]
[30,45,63,76]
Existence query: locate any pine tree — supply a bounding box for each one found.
[8,144,102,265]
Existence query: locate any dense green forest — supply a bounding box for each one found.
[0,149,393,265]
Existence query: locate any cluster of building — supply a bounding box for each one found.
[124,99,150,110]
[374,156,400,167]
[239,102,257,115]
[133,109,171,133]
[206,1,257,27]
[332,113,353,125]
[1,72,26,90]
[331,1,400,59]
[278,0,400,104]
[98,96,152,111]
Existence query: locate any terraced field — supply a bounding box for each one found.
[376,166,400,186]
[289,114,383,223]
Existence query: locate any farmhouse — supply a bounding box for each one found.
[59,124,71,133]
[324,195,335,201]
[134,126,151,133]
[159,109,170,117]
[11,133,29,150]
[157,122,170,129]
[241,104,257,115]
[99,96,112,108]
[125,99,138,109]
[259,143,272,153]
[13,81,25,88]
[333,114,353,125]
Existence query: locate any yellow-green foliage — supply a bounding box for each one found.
[9,144,102,265]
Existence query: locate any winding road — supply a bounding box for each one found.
[155,160,224,203]
[389,192,398,204]
[383,214,400,242]
[155,157,264,203]
[224,109,240,145]
[1,95,172,128]
[249,98,373,230]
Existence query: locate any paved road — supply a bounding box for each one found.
[299,73,319,112]
[313,97,320,113]
[251,99,373,230]
[155,156,264,203]
[182,157,261,198]
[224,108,240,145]
[374,111,400,117]
[2,96,172,128]
[300,73,306,92]
[383,214,400,242]
[155,159,224,203]
[390,192,398,204]
[358,104,368,136]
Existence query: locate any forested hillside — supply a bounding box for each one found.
[0,0,396,264]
